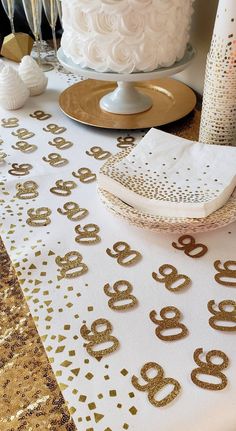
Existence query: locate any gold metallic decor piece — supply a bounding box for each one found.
[72,167,97,183]
[86,146,111,160]
[8,163,32,176]
[12,141,37,153]
[42,153,69,167]
[26,207,51,227]
[106,241,142,266]
[149,307,188,341]
[57,202,88,221]
[191,348,229,391]
[50,179,77,196]
[16,180,39,199]
[172,235,208,258]
[152,264,191,292]
[117,136,136,149]
[30,110,52,121]
[49,137,73,150]
[55,251,88,279]
[104,280,138,311]
[80,318,119,359]
[0,238,76,430]
[74,223,101,245]
[11,128,35,139]
[43,124,67,134]
[59,78,196,130]
[1,117,19,127]
[132,362,181,407]
[214,260,236,287]
[208,300,236,332]
[1,32,34,62]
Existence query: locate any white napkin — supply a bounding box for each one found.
[98,128,236,218]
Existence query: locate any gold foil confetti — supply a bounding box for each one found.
[30,110,52,120]
[48,137,73,150]
[26,207,51,227]
[214,260,236,287]
[42,153,69,167]
[208,299,236,331]
[86,146,111,160]
[80,318,119,359]
[74,223,101,245]
[57,202,88,221]
[12,141,37,153]
[191,348,229,391]
[104,280,138,311]
[132,362,181,407]
[16,181,39,199]
[8,163,33,176]
[152,264,191,292]
[50,179,77,196]
[172,235,208,258]
[11,128,35,139]
[117,136,135,149]
[72,167,97,183]
[43,123,67,134]
[1,117,19,127]
[106,242,142,266]
[55,251,88,279]
[149,306,188,341]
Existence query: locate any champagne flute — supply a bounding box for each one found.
[1,0,15,34]
[21,0,53,72]
[42,0,58,62]
[56,0,62,26]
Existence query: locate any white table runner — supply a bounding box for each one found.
[0,64,236,431]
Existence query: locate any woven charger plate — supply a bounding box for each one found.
[98,149,236,234]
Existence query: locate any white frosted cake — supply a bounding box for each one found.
[61,0,194,73]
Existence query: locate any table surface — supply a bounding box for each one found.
[0,59,201,430]
[1,52,235,431]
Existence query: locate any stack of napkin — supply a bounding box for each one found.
[98,129,236,219]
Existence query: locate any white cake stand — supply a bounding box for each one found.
[57,45,196,115]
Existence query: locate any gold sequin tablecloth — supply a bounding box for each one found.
[0,63,236,431]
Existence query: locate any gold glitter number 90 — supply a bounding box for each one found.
[49,137,73,150]
[106,241,142,266]
[191,348,229,391]
[86,146,111,160]
[104,280,138,311]
[208,300,236,331]
[80,318,119,359]
[74,223,101,245]
[149,307,188,341]
[55,251,88,279]
[214,260,236,287]
[172,235,208,258]
[57,202,88,221]
[152,264,191,292]
[117,136,135,149]
[26,207,51,227]
[16,181,39,199]
[72,167,96,183]
[132,362,181,407]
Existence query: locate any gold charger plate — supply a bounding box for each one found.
[59,78,197,130]
[98,150,236,233]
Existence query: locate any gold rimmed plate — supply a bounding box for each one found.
[59,78,197,130]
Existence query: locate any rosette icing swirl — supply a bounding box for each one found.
[61,0,194,73]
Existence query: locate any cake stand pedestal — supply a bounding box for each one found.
[57,46,197,129]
